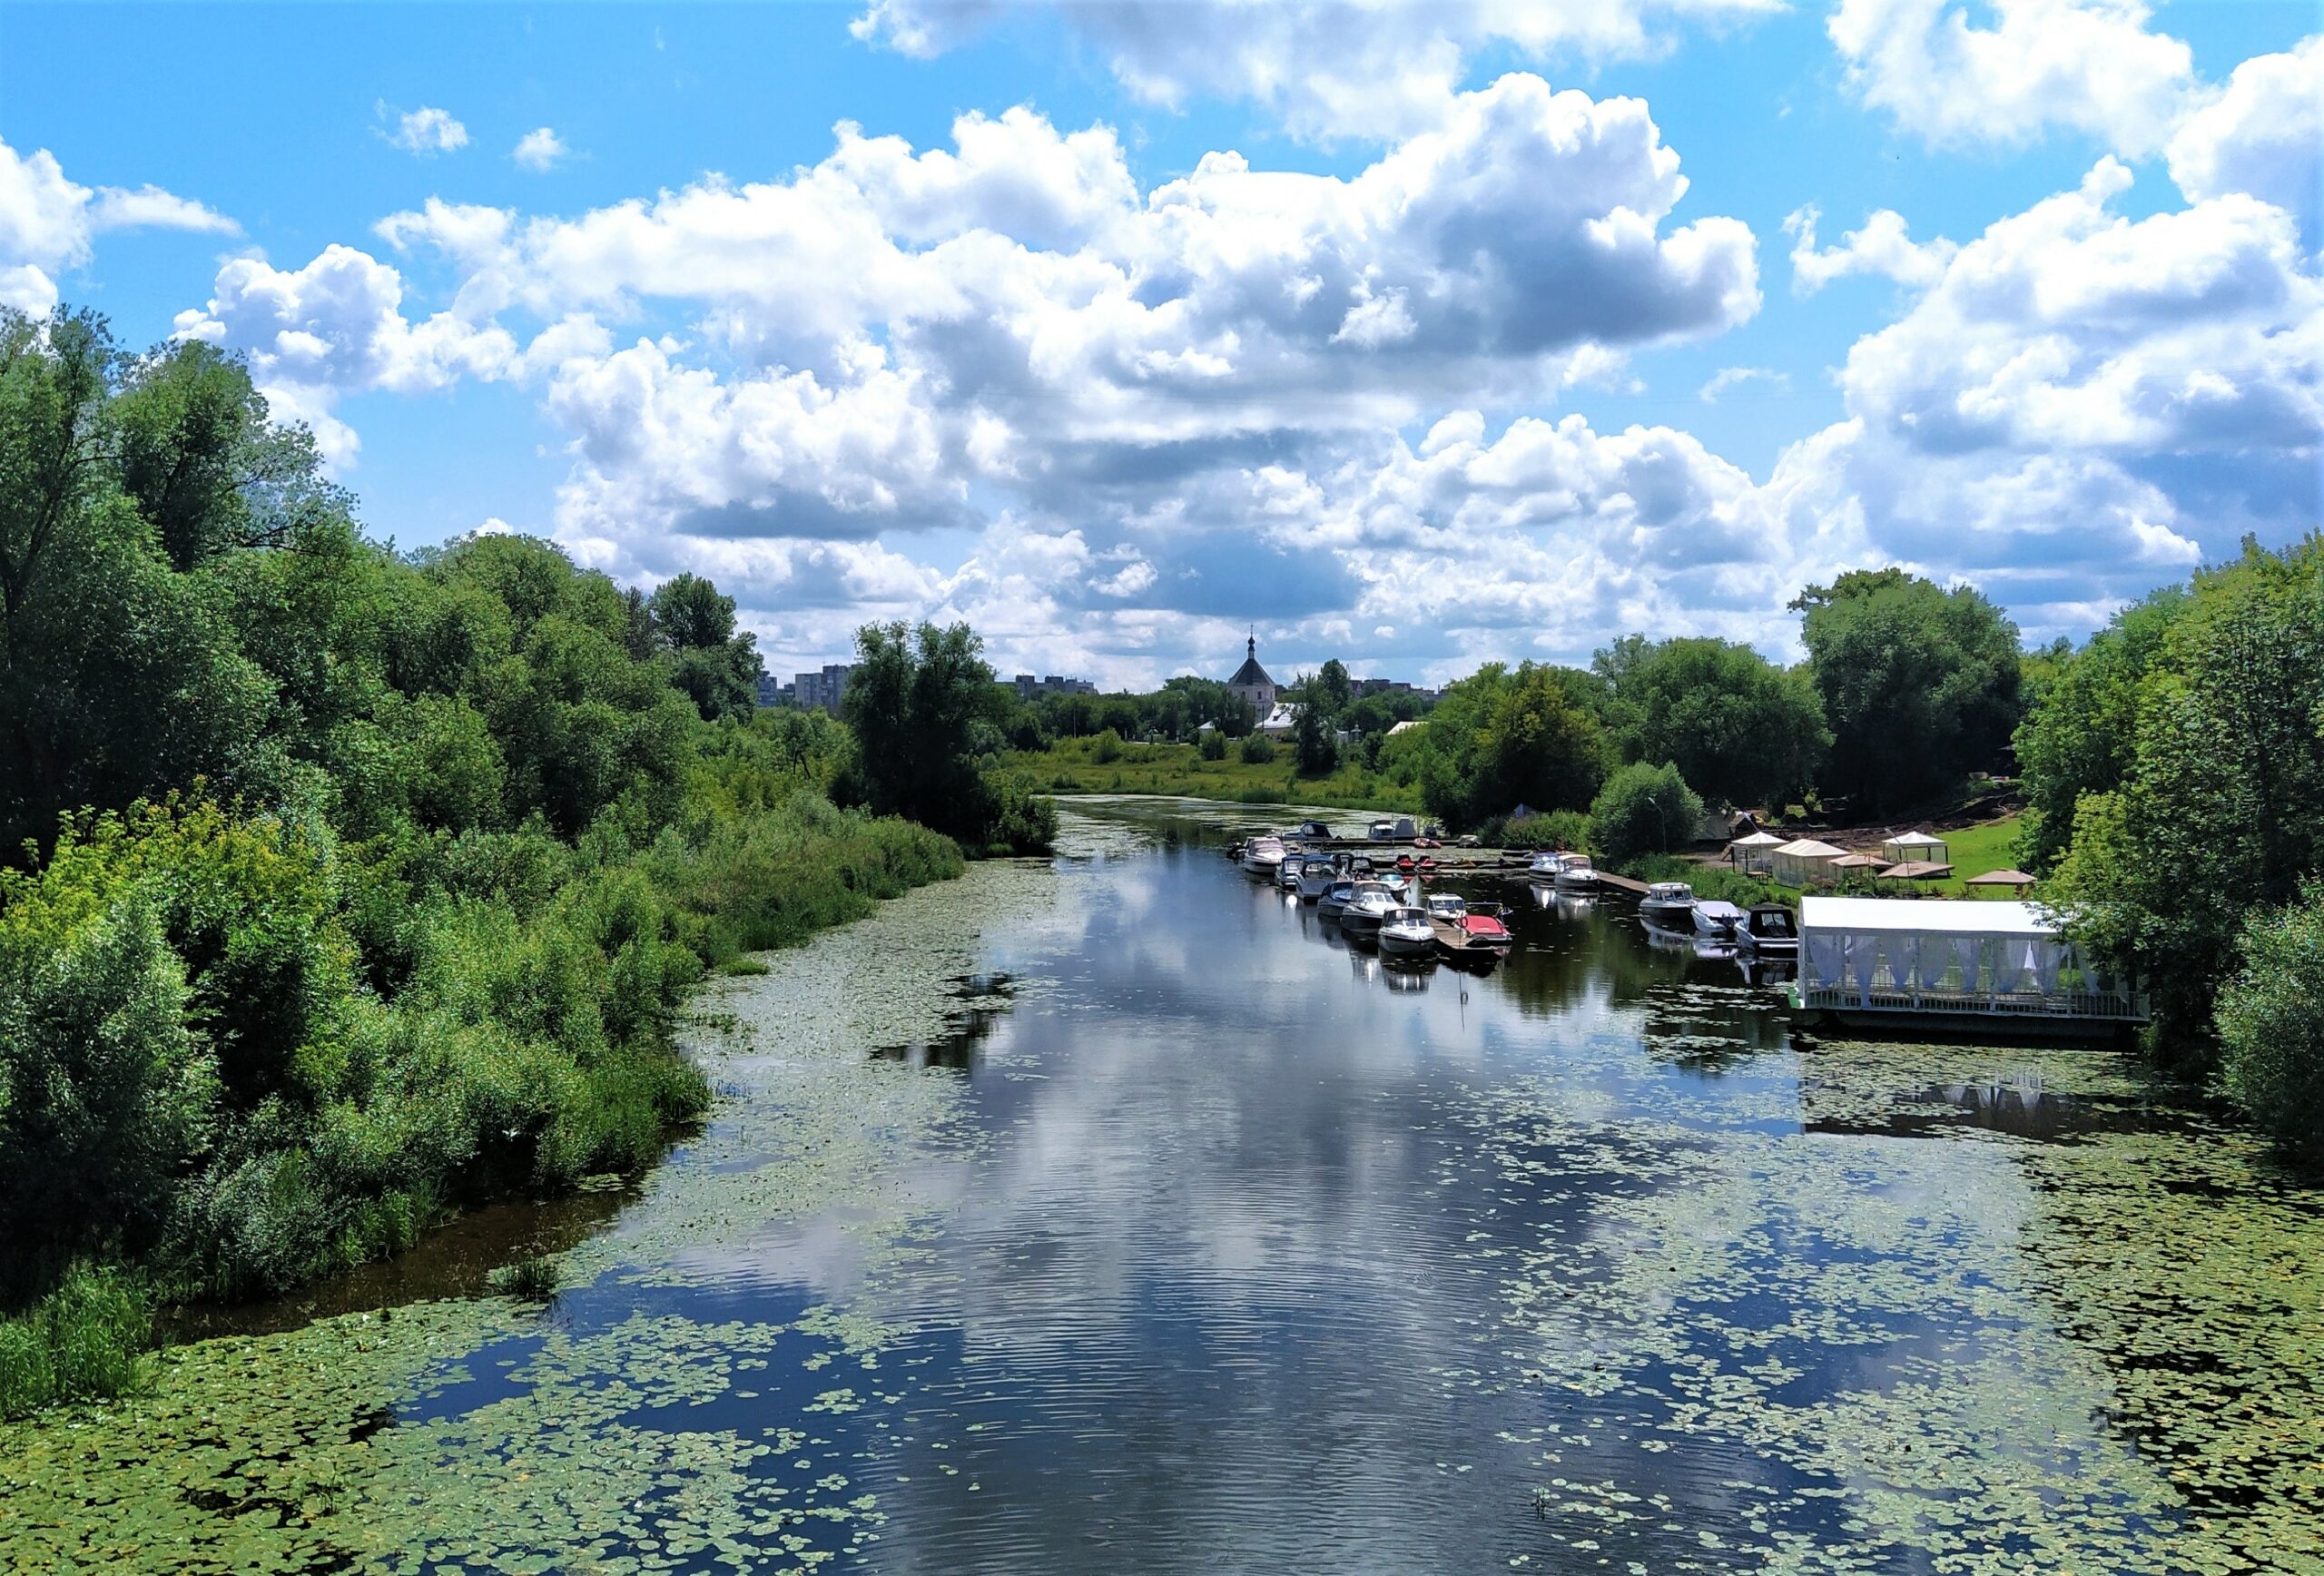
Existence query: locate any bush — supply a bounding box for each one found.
[0,1265,153,1419]
[1090,727,1125,764]
[1239,734,1277,765]
[1590,761,1706,868]
[1199,729,1227,761]
[2218,886,2324,1158]
[1480,808,1592,851]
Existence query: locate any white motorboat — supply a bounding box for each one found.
[1335,880,1402,936]
[1691,899,1744,940]
[1276,854,1306,891]
[1737,902,1799,956]
[1297,857,1339,901]
[1240,835,1286,875]
[1377,905,1437,960]
[1317,878,1356,918]
[1551,852,1599,891]
[1639,881,1697,931]
[1526,851,1561,882]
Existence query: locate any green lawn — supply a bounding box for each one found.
[1928,814,2030,897]
[1003,739,1425,814]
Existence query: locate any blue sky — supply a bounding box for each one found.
[3,1,2317,685]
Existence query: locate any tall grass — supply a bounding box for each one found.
[0,1266,152,1420]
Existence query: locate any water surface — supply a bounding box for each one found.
[6,798,2319,1574]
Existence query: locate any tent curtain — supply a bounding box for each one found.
[1807,933,1844,988]
[1954,937,1982,993]
[2034,941,2065,995]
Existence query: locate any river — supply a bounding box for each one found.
[5,797,2320,1574]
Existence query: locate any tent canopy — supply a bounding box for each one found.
[1801,896,2054,938]
[1773,839,1846,858]
[1729,831,1787,848]
[1967,868,2037,886]
[1879,861,1955,880]
[1830,853,1886,869]
[1886,831,1946,848]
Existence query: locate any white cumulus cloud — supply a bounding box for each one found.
[0,137,238,315]
[1783,203,1957,295]
[512,127,570,172]
[381,103,468,156]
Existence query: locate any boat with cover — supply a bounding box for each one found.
[1691,899,1744,941]
[1317,878,1356,919]
[1639,881,1697,931]
[1377,905,1437,960]
[1336,880,1402,936]
[1551,852,1598,891]
[1737,902,1799,956]
[1426,894,1512,962]
[1240,835,1286,875]
[1296,857,1339,901]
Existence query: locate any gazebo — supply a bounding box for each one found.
[1966,868,2037,897]
[1728,830,1786,873]
[1879,859,1955,884]
[1770,838,1847,886]
[1881,830,1950,864]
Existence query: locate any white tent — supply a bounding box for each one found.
[1770,838,1846,886]
[1728,829,1786,872]
[1881,829,1951,864]
[1797,896,2115,1003]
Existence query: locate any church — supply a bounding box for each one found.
[1226,634,1276,714]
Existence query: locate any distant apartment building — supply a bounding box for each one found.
[755,674,788,708]
[1348,677,1411,698]
[793,663,854,715]
[1012,673,1098,702]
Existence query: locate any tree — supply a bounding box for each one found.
[1402,662,1607,830]
[1791,568,2023,814]
[1199,728,1227,760]
[842,621,1054,853]
[1293,697,1337,776]
[1595,635,1828,808]
[2012,588,2187,872]
[1590,761,1705,866]
[2217,885,2324,1160]
[2045,537,2324,1051]
[648,572,761,722]
[1239,733,1276,764]
[1314,658,1353,715]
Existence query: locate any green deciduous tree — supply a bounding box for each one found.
[1590,761,1705,866]
[2217,885,2324,1160]
[842,621,1054,853]
[1594,635,1828,809]
[1792,567,2023,814]
[2045,537,2324,1054]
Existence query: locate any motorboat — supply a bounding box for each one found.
[1276,854,1307,891]
[1426,894,1512,963]
[1317,879,1356,919]
[1525,851,1561,882]
[1368,818,1399,842]
[1296,857,1340,901]
[1293,820,1334,840]
[1377,905,1437,960]
[1639,881,1697,931]
[1240,835,1286,875]
[1691,899,1744,941]
[1551,852,1598,891]
[1336,880,1402,936]
[1737,901,1799,957]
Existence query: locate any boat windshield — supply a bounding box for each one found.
[1427,896,1466,916]
[1649,883,1693,899]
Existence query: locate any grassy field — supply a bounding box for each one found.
[1924,815,2028,896]
[1003,738,1425,814]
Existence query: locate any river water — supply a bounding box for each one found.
[5,798,2321,1574]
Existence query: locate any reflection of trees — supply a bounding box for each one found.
[1489,893,1691,1019]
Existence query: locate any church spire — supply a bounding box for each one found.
[1246,628,1256,659]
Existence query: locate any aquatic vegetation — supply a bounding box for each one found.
[488,1256,559,1299]
[4,804,2320,1573]
[0,1265,153,1420]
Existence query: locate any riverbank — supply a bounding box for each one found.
[1006,736,1423,813]
[0,793,966,1420]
